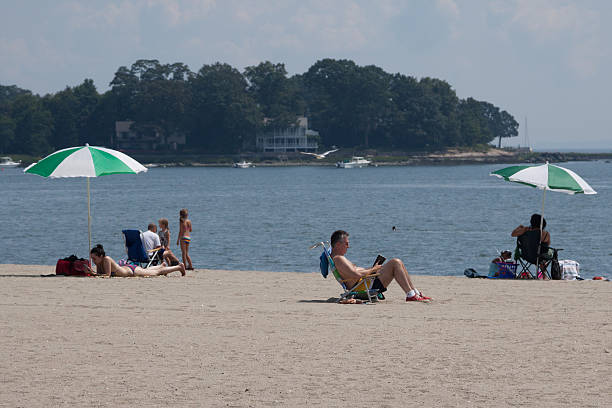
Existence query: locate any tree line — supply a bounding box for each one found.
[0,58,518,156]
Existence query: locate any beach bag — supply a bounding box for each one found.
[55,259,72,275]
[55,255,91,276]
[495,262,517,279]
[550,259,562,280]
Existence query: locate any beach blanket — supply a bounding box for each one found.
[559,260,580,280]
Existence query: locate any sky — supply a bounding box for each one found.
[1,0,611,150]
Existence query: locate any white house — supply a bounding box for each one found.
[255,116,319,153]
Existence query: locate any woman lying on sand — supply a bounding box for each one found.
[88,245,185,277]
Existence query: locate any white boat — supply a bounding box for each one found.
[336,156,371,168]
[0,156,21,167]
[233,160,253,168]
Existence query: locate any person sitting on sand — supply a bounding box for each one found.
[329,230,431,302]
[158,218,180,266]
[511,213,554,257]
[142,223,162,253]
[511,213,555,277]
[87,245,185,277]
[488,250,513,277]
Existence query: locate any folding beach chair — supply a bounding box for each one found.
[122,229,163,268]
[311,241,384,303]
[515,230,561,279]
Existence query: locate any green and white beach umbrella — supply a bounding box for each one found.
[24,144,146,178]
[490,162,597,195]
[24,145,147,256]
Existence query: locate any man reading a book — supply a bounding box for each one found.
[329,230,431,302]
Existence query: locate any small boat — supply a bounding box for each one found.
[336,156,372,168]
[233,160,253,168]
[0,156,21,167]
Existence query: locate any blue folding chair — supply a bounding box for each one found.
[122,229,163,268]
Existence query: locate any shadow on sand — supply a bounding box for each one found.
[297,298,339,303]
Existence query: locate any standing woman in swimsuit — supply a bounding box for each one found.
[88,245,185,277]
[177,208,193,270]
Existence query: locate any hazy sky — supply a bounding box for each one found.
[1,0,611,149]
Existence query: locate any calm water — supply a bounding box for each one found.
[1,162,610,278]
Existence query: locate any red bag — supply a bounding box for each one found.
[56,255,91,276]
[55,259,72,275]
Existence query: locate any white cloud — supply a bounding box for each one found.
[60,1,141,29]
[291,1,372,52]
[0,35,72,93]
[434,0,463,41]
[512,0,591,38]
[497,0,607,77]
[147,0,216,26]
[377,0,404,18]
[60,0,216,28]
[436,0,459,18]
[0,37,31,79]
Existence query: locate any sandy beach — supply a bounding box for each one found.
[1,264,610,407]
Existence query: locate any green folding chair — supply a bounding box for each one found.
[311,241,383,303]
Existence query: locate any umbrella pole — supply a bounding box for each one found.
[536,187,546,278]
[87,176,91,265]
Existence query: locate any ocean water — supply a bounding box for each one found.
[1,161,610,278]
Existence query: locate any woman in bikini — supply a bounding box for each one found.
[88,245,185,277]
[177,208,193,270]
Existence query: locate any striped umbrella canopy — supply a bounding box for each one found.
[24,145,146,177]
[491,162,597,195]
[24,145,147,258]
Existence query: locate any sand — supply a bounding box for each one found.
[0,264,610,407]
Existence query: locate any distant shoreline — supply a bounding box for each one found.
[9,148,612,169]
[139,149,612,168]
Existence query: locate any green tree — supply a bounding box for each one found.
[2,58,520,155]
[109,60,192,149]
[189,63,261,152]
[303,59,363,147]
[0,85,31,106]
[73,79,102,145]
[418,77,460,148]
[0,113,16,153]
[86,91,119,147]
[109,65,139,120]
[387,73,427,148]
[43,79,101,149]
[244,61,305,129]
[496,110,519,147]
[9,94,53,155]
[44,87,79,149]
[352,65,393,148]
